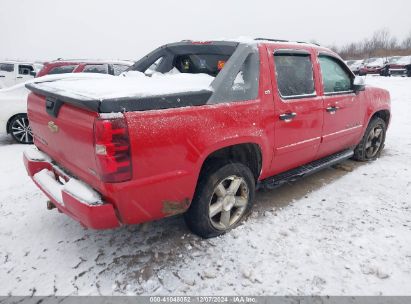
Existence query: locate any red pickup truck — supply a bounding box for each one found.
[24,39,391,238]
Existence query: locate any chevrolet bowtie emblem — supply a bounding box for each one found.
[48,121,59,133]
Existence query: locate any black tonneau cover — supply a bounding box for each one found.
[26,82,212,116]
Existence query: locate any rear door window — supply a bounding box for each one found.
[48,65,78,74]
[274,52,316,99]
[0,63,14,72]
[83,64,109,74]
[319,56,352,94]
[112,64,130,76]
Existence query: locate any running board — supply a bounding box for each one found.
[258,149,354,190]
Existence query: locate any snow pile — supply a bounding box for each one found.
[64,178,102,206]
[33,169,63,203]
[23,147,51,162]
[28,72,215,101]
[33,168,102,206]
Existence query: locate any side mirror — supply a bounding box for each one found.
[353,76,365,93]
[30,71,37,77]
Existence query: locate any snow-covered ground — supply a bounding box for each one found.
[0,76,410,296]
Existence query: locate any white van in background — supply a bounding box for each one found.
[0,61,43,89]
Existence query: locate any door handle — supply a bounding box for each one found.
[16,76,23,79]
[279,112,297,122]
[326,106,339,113]
[0,75,5,78]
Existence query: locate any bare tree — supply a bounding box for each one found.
[325,28,411,60]
[403,31,411,49]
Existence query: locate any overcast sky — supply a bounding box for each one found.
[1,0,410,62]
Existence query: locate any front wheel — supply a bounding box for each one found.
[9,114,33,144]
[353,117,387,161]
[184,163,255,238]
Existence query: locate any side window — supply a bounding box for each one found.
[319,56,352,94]
[83,64,109,74]
[112,64,130,76]
[274,53,315,98]
[0,63,14,72]
[48,65,77,75]
[18,65,34,75]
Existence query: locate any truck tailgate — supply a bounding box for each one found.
[27,92,101,190]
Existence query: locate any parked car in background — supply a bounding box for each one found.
[24,39,390,238]
[359,57,385,76]
[0,61,43,89]
[36,60,133,78]
[345,59,363,75]
[380,56,403,76]
[0,73,111,144]
[403,56,411,77]
[384,56,411,77]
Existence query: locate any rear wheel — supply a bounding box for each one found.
[353,117,386,161]
[184,162,255,238]
[9,114,33,144]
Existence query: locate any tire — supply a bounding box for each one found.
[184,162,255,238]
[9,114,33,144]
[353,117,387,161]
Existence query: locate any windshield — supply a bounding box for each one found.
[364,58,378,64]
[397,56,411,65]
[388,57,400,64]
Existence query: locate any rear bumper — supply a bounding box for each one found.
[23,147,120,229]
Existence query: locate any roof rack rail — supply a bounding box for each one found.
[255,38,289,43]
[296,41,321,46]
[254,38,321,46]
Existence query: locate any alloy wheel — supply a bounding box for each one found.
[11,116,33,144]
[365,124,383,159]
[208,175,249,230]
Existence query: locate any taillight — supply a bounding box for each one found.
[94,115,132,183]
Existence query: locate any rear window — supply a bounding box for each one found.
[274,53,315,98]
[0,63,14,72]
[48,65,77,75]
[173,54,230,76]
[130,42,237,78]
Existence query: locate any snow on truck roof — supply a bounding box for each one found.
[238,37,321,46]
[184,37,322,47]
